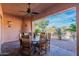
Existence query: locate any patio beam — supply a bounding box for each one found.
[77,6,79,56]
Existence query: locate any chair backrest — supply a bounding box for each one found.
[39,32,47,53]
[20,32,32,48]
[47,33,51,40]
[40,32,47,43]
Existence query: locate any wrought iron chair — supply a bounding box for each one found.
[19,33,32,56]
[36,32,47,55]
[46,33,51,51]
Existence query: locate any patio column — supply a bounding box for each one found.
[77,6,79,56]
[0,4,3,53]
[22,16,32,33]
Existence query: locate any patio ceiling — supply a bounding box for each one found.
[2,3,56,17]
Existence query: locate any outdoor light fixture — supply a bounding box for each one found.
[0,15,2,19]
[8,20,12,28]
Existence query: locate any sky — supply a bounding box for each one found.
[34,7,76,28]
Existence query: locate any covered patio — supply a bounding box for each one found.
[0,3,78,56]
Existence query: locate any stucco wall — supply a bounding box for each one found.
[1,14,22,43]
[0,4,3,53]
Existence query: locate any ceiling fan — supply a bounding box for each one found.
[18,3,39,16]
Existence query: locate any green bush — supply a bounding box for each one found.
[35,28,41,34]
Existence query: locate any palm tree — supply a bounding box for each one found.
[55,28,62,40]
[66,24,76,40]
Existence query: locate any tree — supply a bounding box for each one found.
[66,24,76,39]
[55,28,62,40]
[67,24,76,32]
[34,20,49,32]
[35,28,41,35]
[45,26,56,33]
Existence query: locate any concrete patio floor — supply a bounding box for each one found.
[46,39,77,56]
[1,39,77,56]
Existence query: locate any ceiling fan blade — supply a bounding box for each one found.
[18,11,27,13]
[23,13,28,17]
[31,12,39,14]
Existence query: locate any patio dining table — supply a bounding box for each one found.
[32,36,40,44]
[31,36,40,54]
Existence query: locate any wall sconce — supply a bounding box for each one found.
[25,24,27,27]
[8,20,12,28]
[0,15,2,19]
